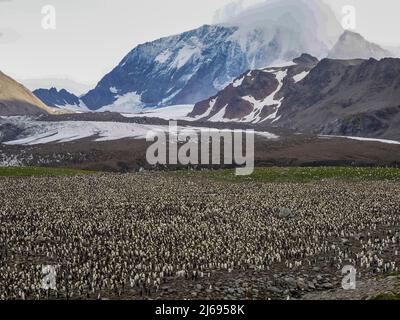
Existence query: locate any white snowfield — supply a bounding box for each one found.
[320,135,400,145]
[293,71,310,83]
[208,105,230,122]
[232,76,245,88]
[3,121,167,145]
[57,102,90,113]
[121,105,195,121]
[2,117,399,147]
[2,117,279,146]
[98,92,144,113]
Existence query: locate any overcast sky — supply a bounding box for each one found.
[1,0,399,85]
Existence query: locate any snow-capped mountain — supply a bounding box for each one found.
[33,87,87,111]
[81,0,343,111]
[189,54,319,123]
[21,78,92,96]
[81,25,239,111]
[34,87,80,107]
[221,0,343,64]
[328,31,393,60]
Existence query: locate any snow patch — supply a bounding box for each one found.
[232,76,245,88]
[56,101,90,113]
[2,117,279,145]
[208,104,232,122]
[265,60,296,69]
[193,98,219,120]
[121,105,194,121]
[109,87,119,94]
[155,50,172,64]
[98,92,143,113]
[320,135,400,145]
[238,69,287,123]
[4,121,169,146]
[262,70,287,122]
[171,45,201,69]
[293,71,310,83]
[161,89,182,105]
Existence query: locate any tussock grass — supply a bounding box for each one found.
[179,167,400,183]
[0,167,96,177]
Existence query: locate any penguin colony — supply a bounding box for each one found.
[0,173,399,300]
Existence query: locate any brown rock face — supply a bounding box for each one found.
[276,58,400,140]
[0,71,66,116]
[190,53,400,140]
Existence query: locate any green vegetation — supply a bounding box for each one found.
[178,167,400,183]
[0,167,96,177]
[373,272,400,300]
[2,166,400,181]
[373,292,400,300]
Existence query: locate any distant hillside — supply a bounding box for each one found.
[0,71,66,116]
[33,87,87,111]
[328,31,392,60]
[190,55,400,140]
[20,78,93,96]
[189,54,319,123]
[276,57,400,140]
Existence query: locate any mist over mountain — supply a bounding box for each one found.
[220,0,343,58]
[80,0,343,111]
[329,31,393,60]
[384,45,400,58]
[11,0,397,135]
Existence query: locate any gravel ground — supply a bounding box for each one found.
[303,275,400,300]
[0,173,399,300]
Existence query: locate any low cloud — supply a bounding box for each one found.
[212,0,264,24]
[0,28,20,44]
[213,0,245,24]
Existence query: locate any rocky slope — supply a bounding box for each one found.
[190,55,400,140]
[189,54,318,123]
[275,57,400,140]
[303,274,400,300]
[33,87,86,110]
[0,71,65,116]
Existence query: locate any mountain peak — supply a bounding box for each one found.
[329,30,392,60]
[0,71,65,116]
[81,0,343,111]
[341,30,363,39]
[293,54,319,65]
[33,87,83,110]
